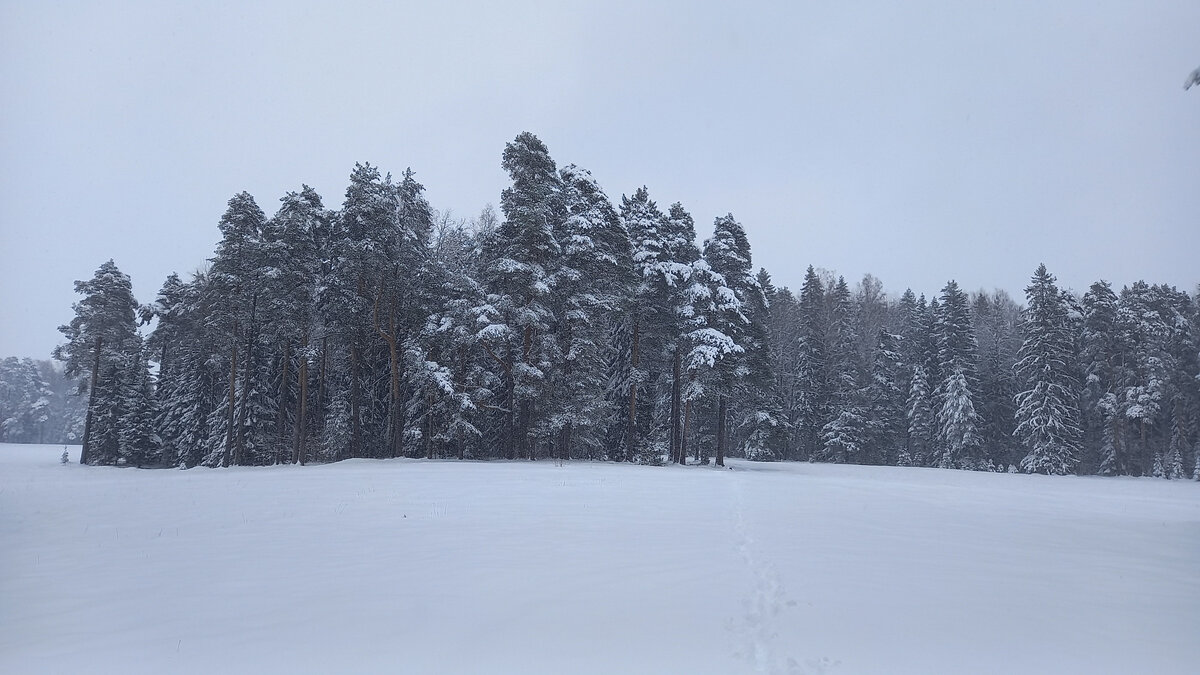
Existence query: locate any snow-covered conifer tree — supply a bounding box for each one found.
[937,368,983,469]
[54,260,142,465]
[701,214,754,466]
[934,280,985,468]
[1014,264,1082,475]
[477,132,563,459]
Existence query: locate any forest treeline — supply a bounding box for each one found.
[40,132,1200,477]
[0,357,85,444]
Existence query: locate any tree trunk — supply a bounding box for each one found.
[1140,418,1147,476]
[388,336,402,459]
[350,344,362,460]
[715,391,724,466]
[80,336,102,466]
[316,335,328,439]
[294,340,309,465]
[425,389,435,459]
[670,346,682,464]
[277,342,290,464]
[222,326,238,468]
[234,294,256,466]
[504,343,516,460]
[376,292,404,460]
[716,393,728,467]
[521,325,533,460]
[627,316,640,461]
[456,343,467,460]
[683,397,694,463]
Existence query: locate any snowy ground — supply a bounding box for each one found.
[2,444,1197,674]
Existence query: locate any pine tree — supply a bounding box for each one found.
[1116,282,1178,475]
[662,203,704,464]
[477,132,563,460]
[261,186,327,464]
[421,212,487,460]
[54,260,143,465]
[616,186,673,463]
[701,214,754,467]
[201,192,268,467]
[545,164,632,460]
[1014,264,1082,475]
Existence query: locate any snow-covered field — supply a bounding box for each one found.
[2,443,1197,674]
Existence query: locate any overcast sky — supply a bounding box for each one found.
[2,1,1197,360]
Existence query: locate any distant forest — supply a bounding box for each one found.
[0,357,84,444]
[22,132,1199,478]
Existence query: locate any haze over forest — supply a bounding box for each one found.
[3,2,1199,361]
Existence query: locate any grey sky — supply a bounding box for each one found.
[2,1,1197,360]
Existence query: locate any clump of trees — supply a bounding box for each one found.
[43,132,1200,478]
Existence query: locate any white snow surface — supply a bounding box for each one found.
[2,443,1197,674]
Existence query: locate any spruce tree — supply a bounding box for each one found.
[1080,280,1128,475]
[934,280,984,468]
[795,266,829,459]
[937,368,983,469]
[739,269,789,461]
[1014,264,1082,475]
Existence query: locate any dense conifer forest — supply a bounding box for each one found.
[24,133,1200,478]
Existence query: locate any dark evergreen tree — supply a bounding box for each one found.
[118,346,161,467]
[1079,280,1129,475]
[795,266,829,460]
[933,280,984,468]
[739,269,789,460]
[973,291,1022,469]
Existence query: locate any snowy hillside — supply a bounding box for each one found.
[2,443,1197,674]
